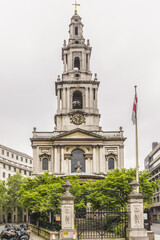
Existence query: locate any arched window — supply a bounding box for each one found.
[42,158,48,170]
[75,27,78,35]
[74,57,80,70]
[108,158,114,170]
[73,91,83,109]
[71,149,85,173]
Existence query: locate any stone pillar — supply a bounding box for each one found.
[85,87,88,108]
[57,89,60,112]
[127,180,149,240]
[93,146,96,173]
[54,146,58,173]
[99,145,104,174]
[61,146,64,174]
[59,180,76,240]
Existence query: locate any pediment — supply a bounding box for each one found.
[51,128,106,140]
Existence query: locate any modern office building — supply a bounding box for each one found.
[0,144,33,181]
[144,142,160,223]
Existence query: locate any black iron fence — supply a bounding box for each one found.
[30,210,61,232]
[75,208,128,240]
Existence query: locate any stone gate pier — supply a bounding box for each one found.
[127,180,151,240]
[59,180,76,240]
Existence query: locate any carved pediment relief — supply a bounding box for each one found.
[39,153,51,161]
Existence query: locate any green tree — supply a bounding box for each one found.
[19,172,65,213]
[19,169,158,213]
[0,180,7,208]
[86,168,159,209]
[6,172,25,213]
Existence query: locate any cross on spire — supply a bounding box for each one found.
[72,0,80,14]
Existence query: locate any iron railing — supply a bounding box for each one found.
[75,208,128,240]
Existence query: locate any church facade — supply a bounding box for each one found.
[31,11,126,178]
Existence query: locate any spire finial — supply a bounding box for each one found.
[72,0,80,14]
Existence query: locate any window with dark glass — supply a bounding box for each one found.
[93,89,96,100]
[74,57,80,70]
[16,156,18,160]
[2,150,4,155]
[71,149,85,173]
[42,158,49,170]
[7,152,9,157]
[75,26,78,35]
[108,158,114,170]
[12,154,14,158]
[72,91,83,109]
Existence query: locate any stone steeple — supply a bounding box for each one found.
[54,13,101,132]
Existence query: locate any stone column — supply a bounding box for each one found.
[127,180,149,240]
[61,146,64,174]
[93,146,96,173]
[67,88,70,111]
[54,146,58,173]
[59,180,76,240]
[99,145,104,174]
[57,89,60,112]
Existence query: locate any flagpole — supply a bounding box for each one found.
[134,85,139,191]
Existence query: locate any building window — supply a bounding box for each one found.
[108,158,115,170]
[71,149,85,173]
[12,154,14,158]
[3,164,5,169]
[25,159,28,163]
[75,26,78,35]
[2,150,4,155]
[42,158,49,170]
[24,170,26,175]
[8,174,11,178]
[9,165,11,170]
[74,57,80,70]
[14,167,16,172]
[7,152,9,157]
[3,172,5,178]
[29,172,31,176]
[30,160,32,164]
[21,157,23,161]
[73,91,83,109]
[19,169,21,173]
[93,89,96,100]
[16,155,18,160]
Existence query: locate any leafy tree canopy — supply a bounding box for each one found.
[6,172,25,212]
[18,169,159,213]
[0,180,7,208]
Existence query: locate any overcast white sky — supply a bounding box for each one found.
[0,0,160,170]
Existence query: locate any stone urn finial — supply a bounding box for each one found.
[63,180,73,194]
[130,179,139,193]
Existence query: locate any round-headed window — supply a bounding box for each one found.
[72,91,82,109]
[108,158,114,170]
[42,158,48,170]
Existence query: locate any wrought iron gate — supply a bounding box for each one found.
[75,208,127,240]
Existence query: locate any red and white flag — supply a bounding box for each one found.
[131,92,138,125]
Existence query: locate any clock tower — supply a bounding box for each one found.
[55,12,100,132]
[31,8,126,178]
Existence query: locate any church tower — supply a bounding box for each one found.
[31,7,126,179]
[55,12,100,132]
